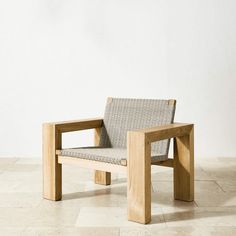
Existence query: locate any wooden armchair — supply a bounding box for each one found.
[43,98,194,224]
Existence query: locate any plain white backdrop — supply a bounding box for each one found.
[0,0,235,158]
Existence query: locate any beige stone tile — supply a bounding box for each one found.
[0,192,42,208]
[195,192,236,207]
[0,162,41,185]
[163,207,236,227]
[151,168,173,181]
[0,177,42,193]
[195,180,224,194]
[63,169,120,184]
[6,163,41,173]
[0,227,25,236]
[151,174,232,209]
[149,226,236,236]
[69,182,126,207]
[0,161,41,187]
[152,180,173,193]
[0,158,18,171]
[151,182,197,208]
[153,180,223,193]
[77,227,119,236]
[14,158,42,165]
[0,208,34,227]
[217,157,236,163]
[0,157,18,165]
[29,207,79,227]
[120,227,151,236]
[23,226,119,236]
[195,167,215,181]
[152,197,197,209]
[63,166,94,183]
[40,181,127,209]
[194,181,236,207]
[0,161,41,190]
[76,207,164,227]
[149,226,200,236]
[216,180,236,192]
[209,227,236,236]
[40,188,108,209]
[0,157,236,234]
[62,181,86,194]
[198,160,236,181]
[120,218,167,235]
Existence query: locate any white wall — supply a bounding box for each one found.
[0,0,235,158]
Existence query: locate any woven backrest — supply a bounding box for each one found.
[99,98,176,155]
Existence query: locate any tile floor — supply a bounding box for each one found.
[0,157,236,235]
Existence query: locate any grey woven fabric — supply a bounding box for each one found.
[100,98,176,156]
[60,147,168,165]
[60,98,176,165]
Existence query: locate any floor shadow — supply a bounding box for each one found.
[62,188,112,200]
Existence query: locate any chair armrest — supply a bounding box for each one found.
[128,123,194,143]
[43,118,103,133]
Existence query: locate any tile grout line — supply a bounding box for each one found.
[214,180,226,193]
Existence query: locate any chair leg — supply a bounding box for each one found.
[94,170,111,185]
[174,127,194,201]
[93,127,111,185]
[43,123,62,201]
[127,132,151,224]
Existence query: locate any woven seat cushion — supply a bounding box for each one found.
[60,147,167,166]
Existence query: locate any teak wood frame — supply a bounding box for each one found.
[43,117,194,224]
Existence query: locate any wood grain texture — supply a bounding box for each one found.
[135,123,193,142]
[44,118,103,133]
[58,156,126,173]
[94,127,101,146]
[127,131,151,224]
[43,123,62,201]
[94,127,111,185]
[94,171,111,185]
[174,126,194,201]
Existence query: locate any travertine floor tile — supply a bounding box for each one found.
[0,208,34,227]
[216,180,236,192]
[0,192,42,208]
[28,207,79,227]
[163,207,236,226]
[0,227,25,236]
[23,226,120,236]
[195,180,224,193]
[0,157,18,165]
[195,192,236,207]
[120,227,152,236]
[0,157,236,235]
[198,161,236,181]
[15,158,42,165]
[76,207,164,227]
[0,177,42,193]
[0,158,18,171]
[149,226,236,236]
[151,182,197,208]
[77,227,120,236]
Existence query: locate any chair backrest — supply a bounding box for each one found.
[99,97,176,156]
